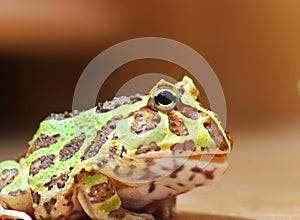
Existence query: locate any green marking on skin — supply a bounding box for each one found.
[81,173,106,189]
[98,194,121,212]
[1,160,29,193]
[0,160,19,173]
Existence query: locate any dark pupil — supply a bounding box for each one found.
[154,90,176,105]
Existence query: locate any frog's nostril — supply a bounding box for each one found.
[203,121,211,135]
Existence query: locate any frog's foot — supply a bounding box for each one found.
[77,171,154,220]
[0,206,32,220]
[109,208,154,220]
[128,197,177,220]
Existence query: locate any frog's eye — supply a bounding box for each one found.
[151,89,178,111]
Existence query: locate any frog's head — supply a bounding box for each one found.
[97,76,232,183]
[106,76,232,159]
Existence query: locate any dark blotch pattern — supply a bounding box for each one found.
[204,119,230,151]
[29,155,56,176]
[119,146,127,158]
[169,165,184,179]
[176,102,200,120]
[81,116,122,161]
[0,168,19,192]
[148,182,156,193]
[8,189,25,197]
[168,112,189,136]
[44,173,69,190]
[135,142,161,155]
[46,110,81,121]
[27,134,59,155]
[130,107,161,134]
[32,192,41,205]
[190,166,216,180]
[65,193,73,206]
[97,94,142,112]
[170,140,196,155]
[88,182,115,204]
[59,134,86,161]
[44,198,57,214]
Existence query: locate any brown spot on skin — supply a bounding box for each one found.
[46,110,81,120]
[130,107,161,134]
[195,183,204,187]
[170,165,184,179]
[65,193,73,206]
[204,119,232,151]
[97,159,108,168]
[144,157,155,165]
[129,164,136,169]
[190,166,202,173]
[112,134,119,140]
[177,183,185,187]
[8,189,26,197]
[81,116,122,160]
[59,134,86,161]
[190,166,216,180]
[32,192,41,205]
[97,95,142,112]
[177,102,200,120]
[88,182,115,204]
[189,174,195,181]
[27,134,59,155]
[135,142,161,155]
[0,168,19,191]
[168,112,189,136]
[178,85,185,95]
[139,165,161,181]
[44,173,69,190]
[109,209,126,219]
[113,165,120,176]
[120,146,127,158]
[140,170,161,181]
[44,198,57,214]
[29,155,55,176]
[74,174,80,184]
[201,146,209,152]
[170,140,196,155]
[109,146,118,159]
[148,182,156,193]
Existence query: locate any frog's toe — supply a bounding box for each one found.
[0,208,32,220]
[109,209,154,220]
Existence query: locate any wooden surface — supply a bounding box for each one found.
[0,117,299,220]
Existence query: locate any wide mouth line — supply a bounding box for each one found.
[127,153,228,161]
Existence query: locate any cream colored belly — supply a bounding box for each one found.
[117,158,228,209]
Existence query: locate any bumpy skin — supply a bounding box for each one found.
[0,76,232,220]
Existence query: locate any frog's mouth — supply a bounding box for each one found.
[131,152,228,165]
[188,153,228,164]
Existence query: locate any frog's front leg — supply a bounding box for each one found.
[0,205,32,220]
[77,171,154,220]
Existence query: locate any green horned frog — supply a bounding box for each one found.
[0,76,232,220]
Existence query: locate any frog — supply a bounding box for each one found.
[0,76,232,220]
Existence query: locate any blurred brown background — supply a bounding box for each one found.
[0,1,300,219]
